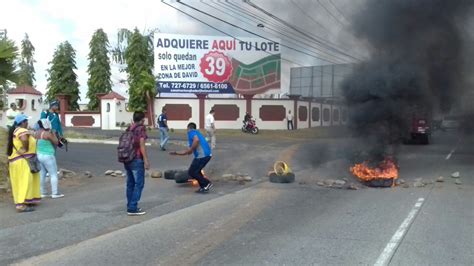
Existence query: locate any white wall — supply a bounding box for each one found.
[101,99,117,130]
[252,99,293,130]
[321,104,332,127]
[65,113,101,127]
[205,99,246,129]
[297,101,310,129]
[310,102,322,128]
[155,98,199,129]
[7,94,47,122]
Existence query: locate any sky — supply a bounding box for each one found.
[1,0,364,104]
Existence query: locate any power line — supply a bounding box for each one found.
[316,0,347,27]
[222,0,360,61]
[288,0,333,33]
[327,0,350,23]
[245,0,361,61]
[172,0,342,64]
[203,0,350,63]
[160,0,310,66]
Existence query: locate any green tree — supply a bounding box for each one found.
[113,28,155,112]
[46,41,80,110]
[86,29,112,110]
[0,38,18,88]
[0,38,18,109]
[17,33,36,86]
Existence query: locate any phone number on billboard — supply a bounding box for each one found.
[168,82,229,89]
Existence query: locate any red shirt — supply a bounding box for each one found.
[129,124,147,159]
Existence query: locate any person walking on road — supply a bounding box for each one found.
[36,119,63,199]
[287,110,294,130]
[205,109,216,149]
[7,114,41,212]
[6,103,20,129]
[157,108,169,151]
[170,122,213,193]
[123,111,150,216]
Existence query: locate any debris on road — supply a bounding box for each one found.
[317,181,325,187]
[402,183,410,188]
[413,181,425,188]
[451,171,460,178]
[455,179,462,185]
[104,170,114,175]
[59,168,76,179]
[436,176,445,182]
[83,171,92,178]
[332,179,346,188]
[151,171,162,178]
[347,183,359,190]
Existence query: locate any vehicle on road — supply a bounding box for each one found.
[242,119,259,134]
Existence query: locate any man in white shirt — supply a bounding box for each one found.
[205,109,216,149]
[287,110,294,130]
[6,103,20,129]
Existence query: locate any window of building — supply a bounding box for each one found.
[106,103,110,112]
[31,99,36,111]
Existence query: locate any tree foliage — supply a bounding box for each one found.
[46,41,80,110]
[0,38,18,88]
[113,28,155,111]
[18,33,35,86]
[87,29,112,110]
[112,28,156,111]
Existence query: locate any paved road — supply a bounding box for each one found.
[1,132,472,265]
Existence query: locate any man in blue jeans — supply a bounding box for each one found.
[124,111,150,216]
[170,122,213,193]
[157,108,169,151]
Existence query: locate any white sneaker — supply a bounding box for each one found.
[41,194,50,198]
[51,194,64,199]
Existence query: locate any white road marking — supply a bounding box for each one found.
[446,149,455,160]
[374,198,425,266]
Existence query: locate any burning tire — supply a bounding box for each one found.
[269,172,295,183]
[164,170,178,180]
[174,170,190,184]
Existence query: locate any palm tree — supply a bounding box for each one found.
[0,38,18,109]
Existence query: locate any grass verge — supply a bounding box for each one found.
[0,128,9,190]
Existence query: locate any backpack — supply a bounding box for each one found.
[117,126,139,163]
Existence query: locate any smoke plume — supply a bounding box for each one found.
[342,0,474,161]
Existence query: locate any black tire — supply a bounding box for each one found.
[164,170,177,180]
[251,127,259,134]
[421,134,430,145]
[269,172,295,183]
[174,170,190,183]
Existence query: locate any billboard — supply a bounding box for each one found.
[155,33,281,94]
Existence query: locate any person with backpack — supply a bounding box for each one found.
[117,111,150,216]
[41,101,63,138]
[170,122,213,193]
[157,108,169,151]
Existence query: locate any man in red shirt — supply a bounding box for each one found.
[124,111,150,216]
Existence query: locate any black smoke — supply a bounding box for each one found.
[342,0,474,161]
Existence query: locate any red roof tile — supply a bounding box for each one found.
[99,91,126,101]
[8,86,42,95]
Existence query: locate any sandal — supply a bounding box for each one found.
[16,206,35,213]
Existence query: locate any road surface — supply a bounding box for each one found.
[0,131,472,265]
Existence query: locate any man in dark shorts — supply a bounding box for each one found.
[170,122,213,193]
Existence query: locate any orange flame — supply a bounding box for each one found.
[350,159,398,181]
